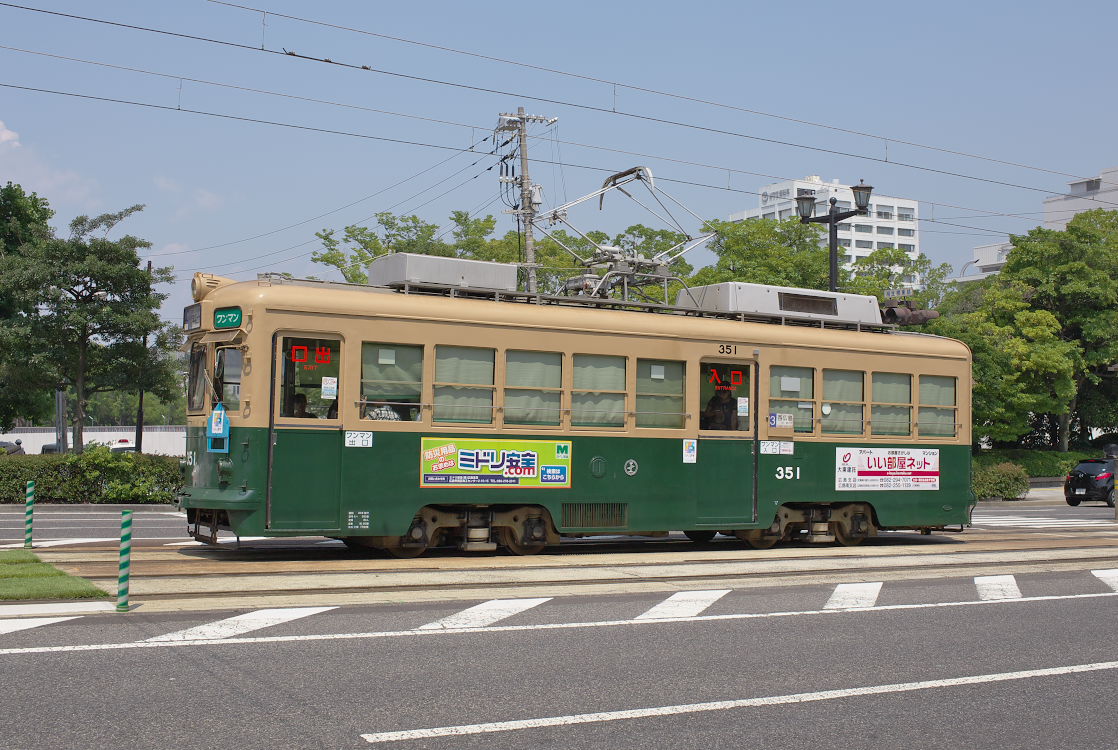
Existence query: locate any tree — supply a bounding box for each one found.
[689,218,830,289]
[312,212,453,283]
[845,247,955,308]
[0,205,177,451]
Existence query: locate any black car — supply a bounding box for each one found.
[1065,458,1115,507]
[0,440,24,456]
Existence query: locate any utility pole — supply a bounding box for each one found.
[497,107,555,293]
[135,260,152,452]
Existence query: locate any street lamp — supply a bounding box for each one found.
[796,179,874,292]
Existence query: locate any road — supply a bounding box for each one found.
[1,565,1116,749]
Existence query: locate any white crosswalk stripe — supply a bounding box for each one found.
[416,598,551,630]
[975,575,1022,600]
[971,515,1115,528]
[824,582,882,610]
[146,607,337,642]
[634,590,730,620]
[0,616,81,635]
[1092,569,1118,592]
[0,538,118,549]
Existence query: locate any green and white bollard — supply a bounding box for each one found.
[24,480,35,549]
[116,510,133,613]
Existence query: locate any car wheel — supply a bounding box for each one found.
[1066,496,1081,507]
[1106,489,1115,508]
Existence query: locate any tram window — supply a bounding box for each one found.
[919,375,957,437]
[871,372,911,436]
[572,354,626,428]
[362,343,423,421]
[187,343,208,413]
[280,337,340,419]
[504,350,562,426]
[821,369,864,435]
[769,366,815,433]
[214,347,243,411]
[700,361,749,432]
[434,346,495,424]
[637,359,686,429]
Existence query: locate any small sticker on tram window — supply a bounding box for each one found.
[737,397,749,417]
[378,348,396,365]
[779,441,794,455]
[774,413,794,428]
[682,438,697,464]
[321,376,338,400]
[780,376,800,392]
[345,431,373,448]
[650,364,665,381]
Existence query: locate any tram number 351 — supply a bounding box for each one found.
[775,466,801,480]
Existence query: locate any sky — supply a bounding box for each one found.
[2,0,1116,321]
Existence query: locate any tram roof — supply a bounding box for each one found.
[200,275,970,360]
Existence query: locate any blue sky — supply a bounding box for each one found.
[2,0,1115,319]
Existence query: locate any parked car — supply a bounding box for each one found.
[1065,458,1115,507]
[0,440,25,456]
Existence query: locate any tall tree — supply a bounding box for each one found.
[845,247,955,308]
[689,217,830,289]
[0,205,176,451]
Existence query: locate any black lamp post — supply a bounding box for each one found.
[796,179,873,292]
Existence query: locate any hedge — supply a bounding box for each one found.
[972,449,1096,478]
[0,446,182,504]
[972,462,1030,501]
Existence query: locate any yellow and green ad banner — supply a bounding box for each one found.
[420,438,571,488]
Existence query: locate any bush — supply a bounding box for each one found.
[972,462,1030,501]
[973,449,1095,478]
[0,446,182,504]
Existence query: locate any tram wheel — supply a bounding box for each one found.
[498,528,546,556]
[383,539,427,558]
[683,530,716,543]
[833,523,867,547]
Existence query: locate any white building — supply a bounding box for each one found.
[729,175,921,284]
[1042,166,1118,230]
[951,241,1012,283]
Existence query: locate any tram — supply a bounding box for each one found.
[179,255,972,556]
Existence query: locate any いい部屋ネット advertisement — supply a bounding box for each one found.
[420,438,572,488]
[835,447,939,491]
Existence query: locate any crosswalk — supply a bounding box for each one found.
[2,570,1117,646]
[971,514,1116,528]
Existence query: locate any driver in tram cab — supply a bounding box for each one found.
[291,393,315,418]
[703,385,739,430]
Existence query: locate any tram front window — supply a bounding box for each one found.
[215,347,243,410]
[280,336,341,419]
[187,344,208,413]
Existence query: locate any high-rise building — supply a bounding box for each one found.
[729,176,921,283]
[1042,166,1118,230]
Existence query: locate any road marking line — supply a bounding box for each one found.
[0,616,81,635]
[145,607,337,642]
[1092,569,1118,592]
[974,575,1022,600]
[1,590,1115,657]
[824,582,882,609]
[0,538,118,549]
[359,659,1118,743]
[633,590,730,620]
[416,598,551,630]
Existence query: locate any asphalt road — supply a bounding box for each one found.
[1,568,1116,749]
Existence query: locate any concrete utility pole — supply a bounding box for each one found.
[497,107,555,293]
[135,260,152,452]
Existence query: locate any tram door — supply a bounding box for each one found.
[696,359,757,524]
[267,334,343,531]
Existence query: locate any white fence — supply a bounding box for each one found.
[1,426,186,456]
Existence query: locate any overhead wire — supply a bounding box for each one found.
[4,3,1117,212]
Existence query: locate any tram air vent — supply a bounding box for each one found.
[676,282,883,326]
[562,502,629,529]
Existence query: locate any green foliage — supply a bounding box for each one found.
[845,247,955,308]
[0,446,182,503]
[971,462,1030,501]
[972,449,1095,478]
[690,218,830,289]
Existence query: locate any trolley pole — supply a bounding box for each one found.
[497,107,555,294]
[24,480,35,549]
[116,510,133,612]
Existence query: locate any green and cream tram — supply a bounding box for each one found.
[180,258,972,556]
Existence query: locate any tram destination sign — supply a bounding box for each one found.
[835,447,939,491]
[420,438,571,488]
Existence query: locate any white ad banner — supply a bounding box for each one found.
[836,447,940,491]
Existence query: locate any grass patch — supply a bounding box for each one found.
[0,549,109,601]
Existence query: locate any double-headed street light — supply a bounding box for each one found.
[795,179,873,292]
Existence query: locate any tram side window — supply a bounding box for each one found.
[919,375,957,437]
[821,369,864,435]
[700,362,748,432]
[280,337,341,419]
[362,343,423,421]
[187,343,208,413]
[871,372,911,436]
[572,354,626,428]
[770,366,815,433]
[214,347,243,411]
[636,359,686,429]
[434,346,495,424]
[504,350,562,426]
